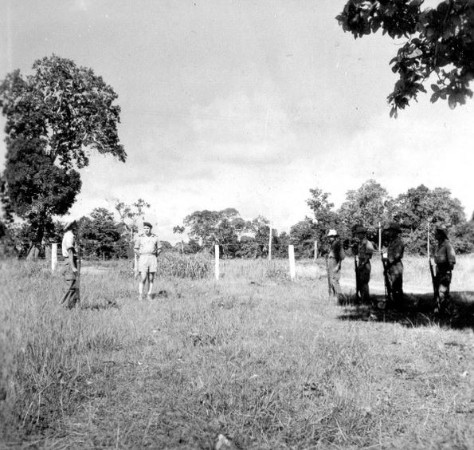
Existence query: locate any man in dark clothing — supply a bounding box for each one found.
[325,229,345,303]
[434,226,456,314]
[383,222,405,307]
[354,226,374,303]
[60,220,80,309]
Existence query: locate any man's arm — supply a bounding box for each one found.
[68,248,77,273]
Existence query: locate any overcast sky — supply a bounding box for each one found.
[1,0,473,243]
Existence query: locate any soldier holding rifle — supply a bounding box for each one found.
[354,226,374,304]
[432,226,456,315]
[383,222,405,308]
[325,229,345,303]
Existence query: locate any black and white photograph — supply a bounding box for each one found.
[1,1,473,448]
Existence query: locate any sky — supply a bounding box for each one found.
[1,0,473,243]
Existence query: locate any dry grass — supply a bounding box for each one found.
[1,256,473,449]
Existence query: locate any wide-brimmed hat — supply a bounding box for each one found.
[143,221,153,229]
[354,225,367,234]
[435,226,448,237]
[327,229,338,237]
[64,220,77,231]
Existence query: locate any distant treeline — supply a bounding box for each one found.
[1,180,473,259]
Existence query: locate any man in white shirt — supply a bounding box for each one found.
[60,220,80,308]
[134,221,161,300]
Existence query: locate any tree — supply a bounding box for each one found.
[338,179,392,238]
[307,187,341,253]
[2,137,81,257]
[182,209,242,250]
[337,0,474,115]
[80,208,124,259]
[391,184,466,253]
[0,55,126,255]
[290,218,318,258]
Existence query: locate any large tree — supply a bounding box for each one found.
[2,137,81,257]
[338,179,392,236]
[337,0,474,116]
[391,184,466,253]
[0,55,126,254]
[81,208,124,260]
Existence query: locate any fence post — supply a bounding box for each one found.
[51,243,58,272]
[215,245,220,281]
[289,245,296,280]
[378,221,382,251]
[313,240,318,261]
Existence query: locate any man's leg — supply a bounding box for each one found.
[66,278,79,309]
[392,265,404,307]
[139,271,147,299]
[437,271,453,315]
[327,259,340,299]
[358,264,371,304]
[147,273,155,299]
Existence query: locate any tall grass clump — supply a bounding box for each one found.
[158,252,211,279]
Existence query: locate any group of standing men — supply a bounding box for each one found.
[60,220,162,308]
[325,223,457,314]
[59,218,456,314]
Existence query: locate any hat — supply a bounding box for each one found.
[435,226,448,237]
[143,221,153,229]
[64,220,77,231]
[327,229,338,237]
[385,222,401,232]
[355,225,367,234]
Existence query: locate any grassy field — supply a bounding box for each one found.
[1,255,473,449]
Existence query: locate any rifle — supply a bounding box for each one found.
[427,224,439,304]
[354,255,361,301]
[76,226,82,305]
[381,252,392,304]
[325,256,332,296]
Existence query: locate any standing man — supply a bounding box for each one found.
[60,220,80,309]
[325,229,345,303]
[384,222,405,308]
[434,226,456,314]
[354,226,374,304]
[134,221,161,300]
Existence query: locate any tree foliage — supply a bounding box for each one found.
[0,55,126,167]
[81,208,124,260]
[4,137,81,238]
[306,188,340,245]
[0,55,127,253]
[338,179,391,235]
[391,184,465,253]
[337,0,474,115]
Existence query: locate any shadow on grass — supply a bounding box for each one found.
[80,299,120,311]
[337,291,474,330]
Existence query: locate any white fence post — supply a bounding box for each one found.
[378,221,382,251]
[289,245,296,280]
[215,245,220,281]
[314,240,318,261]
[51,243,58,272]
